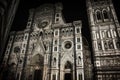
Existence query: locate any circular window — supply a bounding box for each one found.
[41,21,48,27]
[38,21,49,28]
[64,41,72,49]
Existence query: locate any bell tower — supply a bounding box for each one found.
[87,0,120,79]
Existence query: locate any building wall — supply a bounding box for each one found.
[2,3,92,80]
[0,0,20,63]
[87,0,120,79]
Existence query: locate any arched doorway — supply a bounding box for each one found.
[34,69,42,80]
[64,61,73,80]
[30,54,44,80]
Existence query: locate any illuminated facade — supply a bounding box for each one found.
[2,3,92,80]
[2,0,120,80]
[87,0,120,79]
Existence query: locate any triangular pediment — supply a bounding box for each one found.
[32,37,45,57]
[61,53,74,66]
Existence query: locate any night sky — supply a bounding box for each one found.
[11,0,87,30]
[11,0,120,44]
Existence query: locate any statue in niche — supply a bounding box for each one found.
[106,59,110,66]
[98,43,102,50]
[65,61,72,69]
[110,59,113,66]
[104,42,108,50]
[109,41,114,49]
[116,42,120,49]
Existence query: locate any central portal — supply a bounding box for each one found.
[64,73,72,80]
[34,70,42,80]
[31,54,44,80]
[64,61,73,80]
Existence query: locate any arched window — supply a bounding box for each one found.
[62,30,65,35]
[76,28,80,33]
[55,31,58,35]
[54,40,57,44]
[40,32,43,36]
[44,45,48,50]
[116,42,120,49]
[56,13,59,17]
[96,11,102,20]
[103,10,109,19]
[53,58,56,66]
[78,56,81,65]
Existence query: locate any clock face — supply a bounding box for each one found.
[14,46,20,53]
[38,21,49,28]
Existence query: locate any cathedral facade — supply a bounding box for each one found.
[2,0,120,80]
[2,3,92,80]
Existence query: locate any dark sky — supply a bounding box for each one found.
[11,0,87,30]
[11,0,120,41]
